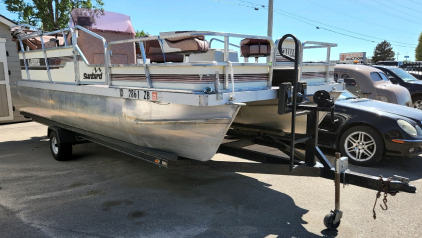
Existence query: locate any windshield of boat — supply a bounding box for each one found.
[337,90,357,101]
[70,9,135,35]
[390,68,418,82]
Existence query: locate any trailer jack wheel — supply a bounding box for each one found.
[49,131,72,161]
[324,211,341,230]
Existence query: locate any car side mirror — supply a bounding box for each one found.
[389,76,397,83]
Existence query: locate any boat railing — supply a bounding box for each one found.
[302,41,337,82]
[106,31,276,90]
[209,38,240,49]
[11,24,72,82]
[13,24,276,91]
[72,25,109,84]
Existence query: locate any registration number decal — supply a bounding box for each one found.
[123,89,159,101]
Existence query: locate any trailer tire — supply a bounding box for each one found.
[49,131,73,161]
[324,212,340,230]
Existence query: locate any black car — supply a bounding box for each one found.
[318,90,422,166]
[373,65,422,109]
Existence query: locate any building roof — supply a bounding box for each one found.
[0,14,17,27]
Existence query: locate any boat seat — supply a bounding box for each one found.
[77,30,136,65]
[240,38,271,58]
[162,35,209,54]
[144,35,209,63]
[144,40,183,63]
[31,36,65,48]
[16,35,65,50]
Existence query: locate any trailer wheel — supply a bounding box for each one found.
[324,212,340,230]
[49,131,72,161]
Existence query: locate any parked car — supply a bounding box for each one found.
[318,90,422,166]
[334,64,412,107]
[373,65,422,109]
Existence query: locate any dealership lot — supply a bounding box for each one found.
[1,122,422,238]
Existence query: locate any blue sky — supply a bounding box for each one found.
[1,0,421,61]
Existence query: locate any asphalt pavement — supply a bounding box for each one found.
[1,122,421,238]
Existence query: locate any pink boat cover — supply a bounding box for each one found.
[70,8,135,36]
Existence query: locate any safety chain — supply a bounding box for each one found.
[372,176,398,219]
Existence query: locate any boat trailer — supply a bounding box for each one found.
[22,35,416,230]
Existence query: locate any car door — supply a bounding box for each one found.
[0,38,13,121]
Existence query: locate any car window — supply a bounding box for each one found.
[390,68,418,82]
[379,72,390,81]
[370,72,389,82]
[382,70,393,78]
[370,72,382,82]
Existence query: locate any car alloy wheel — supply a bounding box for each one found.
[412,96,422,110]
[344,131,376,162]
[339,126,384,166]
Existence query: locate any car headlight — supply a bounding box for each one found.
[375,95,389,102]
[397,119,417,136]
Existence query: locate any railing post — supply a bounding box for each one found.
[18,40,30,80]
[40,35,53,82]
[71,28,80,85]
[224,36,229,90]
[326,46,331,82]
[104,41,111,86]
[140,42,152,88]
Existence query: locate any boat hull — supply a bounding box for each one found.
[11,85,240,161]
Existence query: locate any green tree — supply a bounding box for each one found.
[3,0,104,31]
[371,40,395,63]
[415,32,422,61]
[135,30,148,37]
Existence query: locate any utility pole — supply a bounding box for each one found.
[267,0,273,38]
[266,0,274,63]
[396,52,400,61]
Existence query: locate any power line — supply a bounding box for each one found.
[210,0,256,9]
[373,0,421,17]
[408,0,422,6]
[270,8,411,47]
[303,0,416,35]
[256,1,416,46]
[385,0,422,14]
[210,0,414,48]
[347,0,421,25]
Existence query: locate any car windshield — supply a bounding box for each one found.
[337,90,357,101]
[390,68,418,82]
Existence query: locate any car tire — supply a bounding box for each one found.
[49,131,73,161]
[339,125,384,166]
[412,95,422,110]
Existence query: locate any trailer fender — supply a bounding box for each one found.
[47,126,77,144]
